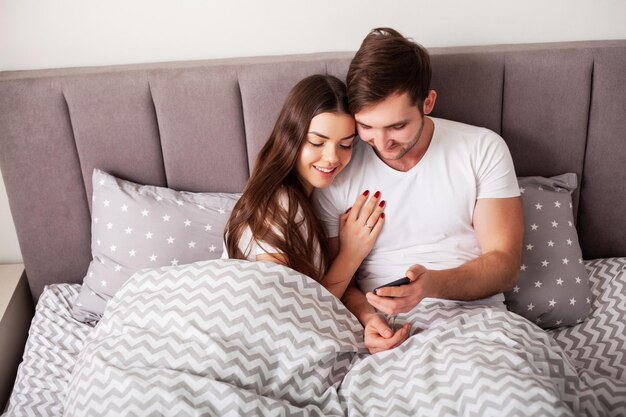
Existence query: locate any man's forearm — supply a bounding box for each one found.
[427,249,520,301]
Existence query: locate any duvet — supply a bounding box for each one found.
[63,260,625,416]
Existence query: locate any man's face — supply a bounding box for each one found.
[354,92,425,162]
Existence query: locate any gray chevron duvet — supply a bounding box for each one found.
[63,259,364,417]
[57,259,626,417]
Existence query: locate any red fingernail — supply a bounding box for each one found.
[374,191,380,198]
[379,200,385,207]
[362,190,369,196]
[381,213,385,219]
[345,207,351,213]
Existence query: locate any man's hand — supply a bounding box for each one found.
[365,264,434,314]
[363,314,411,354]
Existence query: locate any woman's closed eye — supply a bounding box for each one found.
[308,140,352,150]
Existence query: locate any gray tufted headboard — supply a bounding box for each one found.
[1,40,625,300]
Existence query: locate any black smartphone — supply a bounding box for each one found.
[373,277,411,295]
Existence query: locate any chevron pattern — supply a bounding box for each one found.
[549,257,626,417]
[4,284,92,417]
[62,260,365,416]
[5,258,626,416]
[339,299,625,417]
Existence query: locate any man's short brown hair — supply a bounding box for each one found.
[347,27,431,114]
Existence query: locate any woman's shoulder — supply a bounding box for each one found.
[277,186,310,224]
[275,186,290,207]
[275,185,309,209]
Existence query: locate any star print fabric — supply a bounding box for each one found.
[504,173,592,329]
[71,169,240,324]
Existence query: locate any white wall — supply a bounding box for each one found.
[1,0,625,262]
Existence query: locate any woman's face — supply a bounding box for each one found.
[296,112,355,196]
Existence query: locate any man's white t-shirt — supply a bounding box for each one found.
[313,117,520,304]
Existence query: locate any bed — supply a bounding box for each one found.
[1,40,625,416]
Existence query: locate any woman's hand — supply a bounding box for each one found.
[320,190,385,299]
[338,190,385,262]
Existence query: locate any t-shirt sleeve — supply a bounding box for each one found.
[312,187,342,239]
[236,191,301,259]
[474,131,520,199]
[238,226,282,258]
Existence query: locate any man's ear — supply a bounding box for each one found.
[423,90,437,115]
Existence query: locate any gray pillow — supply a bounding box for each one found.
[504,173,591,329]
[71,169,240,324]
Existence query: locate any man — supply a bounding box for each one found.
[313,28,523,354]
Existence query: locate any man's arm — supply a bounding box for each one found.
[369,197,523,313]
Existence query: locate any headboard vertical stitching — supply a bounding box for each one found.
[577,49,595,229]
[147,76,169,187]
[61,88,91,216]
[235,68,251,179]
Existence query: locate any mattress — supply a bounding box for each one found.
[3,257,625,416]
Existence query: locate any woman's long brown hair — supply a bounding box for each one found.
[224,74,351,280]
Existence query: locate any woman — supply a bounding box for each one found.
[224,74,385,299]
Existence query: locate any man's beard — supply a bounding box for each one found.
[371,122,424,161]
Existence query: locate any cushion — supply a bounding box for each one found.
[504,173,591,329]
[71,169,240,323]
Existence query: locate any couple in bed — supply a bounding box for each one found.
[224,27,523,354]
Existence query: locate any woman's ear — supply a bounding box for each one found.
[423,90,437,115]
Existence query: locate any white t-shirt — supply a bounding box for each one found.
[313,117,520,303]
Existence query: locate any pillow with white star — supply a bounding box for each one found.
[504,173,591,329]
[71,169,240,324]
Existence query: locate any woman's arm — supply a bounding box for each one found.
[320,191,385,298]
[256,239,362,299]
[318,238,362,298]
[256,190,385,299]
[256,253,290,265]
[256,245,363,299]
